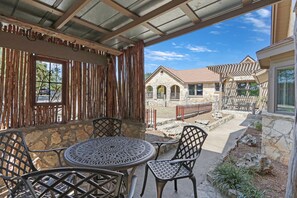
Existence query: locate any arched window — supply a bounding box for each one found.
[170,85,180,100]
[157,85,166,99]
[146,86,153,99]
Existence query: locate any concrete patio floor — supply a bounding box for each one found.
[134,113,253,198]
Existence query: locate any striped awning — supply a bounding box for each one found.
[207,62,262,78]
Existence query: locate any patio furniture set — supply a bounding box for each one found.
[0,117,208,198]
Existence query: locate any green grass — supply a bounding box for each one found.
[213,162,264,198]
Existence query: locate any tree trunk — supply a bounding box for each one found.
[285,9,297,198]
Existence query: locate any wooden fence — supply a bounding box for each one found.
[176,103,212,121]
[145,109,156,130]
[0,24,145,129]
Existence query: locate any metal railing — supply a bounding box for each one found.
[176,103,212,121]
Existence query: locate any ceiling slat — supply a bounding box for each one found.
[53,0,92,29]
[22,0,135,45]
[101,0,165,36]
[99,0,190,42]
[179,3,201,24]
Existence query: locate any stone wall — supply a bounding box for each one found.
[13,119,145,169]
[262,112,294,165]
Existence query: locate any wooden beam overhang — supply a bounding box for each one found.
[101,0,165,36]
[179,3,201,24]
[53,0,92,29]
[0,31,107,65]
[22,0,135,45]
[0,15,122,56]
[145,0,281,46]
[99,0,190,42]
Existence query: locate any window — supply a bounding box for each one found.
[188,84,203,96]
[215,83,220,91]
[236,82,259,96]
[189,84,195,95]
[276,67,295,113]
[146,86,153,99]
[33,55,65,105]
[249,82,259,96]
[196,84,203,95]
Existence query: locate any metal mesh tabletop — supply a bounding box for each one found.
[64,136,155,170]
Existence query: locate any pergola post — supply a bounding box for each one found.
[285,5,297,198]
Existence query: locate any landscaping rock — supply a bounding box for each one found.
[240,134,257,147]
[236,153,273,174]
[195,119,210,125]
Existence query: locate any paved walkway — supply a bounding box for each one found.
[134,114,252,198]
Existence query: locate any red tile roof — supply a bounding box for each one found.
[164,67,220,83]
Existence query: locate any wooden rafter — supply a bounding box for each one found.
[0,15,122,55]
[21,0,135,45]
[145,0,281,46]
[101,0,164,35]
[53,0,92,29]
[179,3,201,24]
[99,0,190,42]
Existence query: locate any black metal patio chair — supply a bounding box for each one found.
[92,117,122,138]
[140,125,208,198]
[0,130,65,195]
[11,167,133,198]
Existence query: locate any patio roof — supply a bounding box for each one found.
[207,62,262,78]
[0,0,280,55]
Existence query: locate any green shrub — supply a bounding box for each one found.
[213,162,264,198]
[254,121,262,131]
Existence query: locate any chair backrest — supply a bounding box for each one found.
[92,117,122,138]
[15,167,123,198]
[173,125,208,170]
[0,130,37,190]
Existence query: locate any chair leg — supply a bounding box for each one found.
[156,179,167,198]
[140,165,149,197]
[190,175,198,198]
[174,179,177,192]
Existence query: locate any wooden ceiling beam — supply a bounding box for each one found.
[21,0,135,45]
[53,0,92,29]
[99,0,190,42]
[145,0,281,46]
[0,15,122,55]
[101,0,164,35]
[179,3,201,24]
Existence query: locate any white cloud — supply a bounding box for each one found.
[145,50,188,61]
[145,63,159,73]
[210,30,220,35]
[186,45,216,53]
[256,8,270,18]
[243,15,270,34]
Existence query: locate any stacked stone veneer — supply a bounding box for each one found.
[262,112,294,165]
[13,119,145,169]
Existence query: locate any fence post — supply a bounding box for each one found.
[154,109,157,130]
[146,109,148,128]
[181,106,185,122]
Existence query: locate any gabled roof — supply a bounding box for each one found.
[240,55,256,63]
[146,66,220,84]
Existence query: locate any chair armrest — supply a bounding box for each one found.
[126,175,137,198]
[152,140,179,160]
[29,147,67,167]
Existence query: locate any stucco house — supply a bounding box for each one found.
[145,66,220,106]
[256,0,295,165]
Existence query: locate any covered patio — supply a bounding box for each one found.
[2,0,295,197]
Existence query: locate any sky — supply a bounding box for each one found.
[144,6,272,73]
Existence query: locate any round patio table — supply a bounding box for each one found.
[64,136,155,170]
[64,136,156,195]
